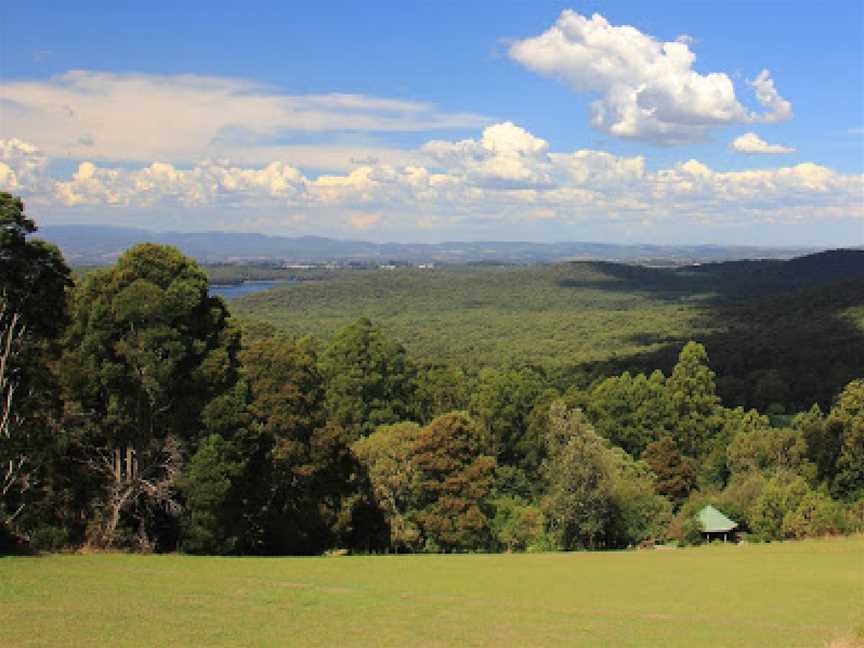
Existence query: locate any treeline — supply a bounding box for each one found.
[1,192,863,555]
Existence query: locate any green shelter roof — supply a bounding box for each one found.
[697,505,738,533]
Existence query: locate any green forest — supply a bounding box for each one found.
[2,191,863,556]
[233,254,864,413]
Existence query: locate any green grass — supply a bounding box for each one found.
[2,537,862,647]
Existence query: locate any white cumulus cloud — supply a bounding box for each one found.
[0,124,860,237]
[423,122,553,189]
[508,10,792,144]
[748,70,793,123]
[0,138,49,191]
[730,132,796,154]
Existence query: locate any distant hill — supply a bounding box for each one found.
[37,224,820,266]
[232,249,864,411]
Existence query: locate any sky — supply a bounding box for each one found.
[1,1,862,246]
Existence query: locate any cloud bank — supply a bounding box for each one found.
[508,10,792,144]
[2,122,860,238]
[0,70,490,167]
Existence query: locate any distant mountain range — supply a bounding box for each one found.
[37,224,826,266]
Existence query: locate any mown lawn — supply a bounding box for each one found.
[1,537,862,647]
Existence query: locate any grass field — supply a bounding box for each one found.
[2,537,862,647]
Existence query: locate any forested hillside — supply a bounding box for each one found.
[2,192,862,558]
[234,251,864,412]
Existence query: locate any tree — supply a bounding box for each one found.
[319,318,415,441]
[353,422,423,551]
[0,194,70,545]
[795,405,834,484]
[242,335,325,441]
[585,370,673,458]
[237,335,383,555]
[605,448,673,547]
[410,412,496,551]
[541,403,614,550]
[180,434,245,554]
[666,342,723,456]
[414,363,470,424]
[488,496,544,552]
[0,302,28,536]
[641,436,697,506]
[543,402,672,549]
[725,418,811,479]
[828,380,864,501]
[261,421,383,554]
[62,244,244,549]
[781,490,847,539]
[469,367,546,468]
[749,473,810,541]
[0,193,70,340]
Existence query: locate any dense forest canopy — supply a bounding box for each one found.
[1,192,862,555]
[233,251,864,413]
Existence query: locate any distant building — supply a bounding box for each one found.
[697,505,739,543]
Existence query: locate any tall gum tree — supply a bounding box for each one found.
[62,243,244,549]
[319,317,415,441]
[0,193,70,542]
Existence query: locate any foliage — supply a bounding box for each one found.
[469,367,547,469]
[749,473,811,541]
[319,317,415,441]
[543,402,679,549]
[0,192,70,340]
[233,263,705,375]
[541,403,613,550]
[410,412,496,552]
[827,380,864,501]
[666,342,723,456]
[605,448,673,546]
[584,370,672,457]
[0,194,70,543]
[241,335,385,554]
[234,254,864,414]
[488,496,544,552]
[725,416,813,480]
[781,490,848,539]
[641,436,697,506]
[414,363,471,423]
[61,244,244,549]
[4,192,863,555]
[180,434,245,554]
[241,335,325,441]
[353,422,423,552]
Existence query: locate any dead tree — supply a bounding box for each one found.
[0,302,30,529]
[83,435,183,550]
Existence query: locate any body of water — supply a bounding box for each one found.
[209,280,292,300]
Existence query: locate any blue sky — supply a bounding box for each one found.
[1,1,862,245]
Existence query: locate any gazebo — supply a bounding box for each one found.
[697,505,739,543]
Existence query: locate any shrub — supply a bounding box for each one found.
[749,473,810,541]
[29,526,69,552]
[782,490,847,538]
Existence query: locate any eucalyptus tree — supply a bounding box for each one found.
[62,243,245,549]
[319,317,415,441]
[0,193,70,544]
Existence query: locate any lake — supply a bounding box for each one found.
[209,280,293,300]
